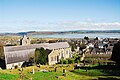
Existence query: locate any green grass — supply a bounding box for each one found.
[0,69,97,80]
[27,71,97,80]
[0,70,120,80]
[28,72,61,80]
[73,69,106,76]
[0,73,18,80]
[0,65,120,80]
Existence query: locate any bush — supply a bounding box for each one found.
[68,58,75,64]
[14,65,18,69]
[77,60,80,64]
[58,58,75,64]
[84,58,93,64]
[58,56,80,64]
[58,59,68,64]
[58,59,63,64]
[63,60,68,64]
[72,54,78,59]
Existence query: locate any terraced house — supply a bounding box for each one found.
[0,36,72,69]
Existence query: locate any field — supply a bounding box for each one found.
[0,64,120,80]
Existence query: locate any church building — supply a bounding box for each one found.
[1,36,72,69]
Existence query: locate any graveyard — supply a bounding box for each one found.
[0,64,120,80]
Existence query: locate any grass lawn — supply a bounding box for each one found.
[0,64,120,80]
[72,69,120,80]
[0,73,19,80]
[0,70,97,80]
[73,69,105,76]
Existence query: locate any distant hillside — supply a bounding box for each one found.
[25,30,120,35]
[0,30,120,36]
[70,30,120,33]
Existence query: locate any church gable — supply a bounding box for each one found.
[20,35,31,45]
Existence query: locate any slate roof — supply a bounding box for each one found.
[4,43,48,52]
[46,42,69,49]
[4,42,69,52]
[5,49,35,64]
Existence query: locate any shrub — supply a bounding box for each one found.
[68,58,75,64]
[63,60,68,64]
[35,48,47,65]
[58,59,64,64]
[14,65,18,69]
[77,60,80,64]
[84,58,93,64]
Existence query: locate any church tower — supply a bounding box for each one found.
[20,35,31,45]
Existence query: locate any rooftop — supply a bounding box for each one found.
[4,42,69,52]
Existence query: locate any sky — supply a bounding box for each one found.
[0,0,120,33]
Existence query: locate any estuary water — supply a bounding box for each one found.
[30,33,120,38]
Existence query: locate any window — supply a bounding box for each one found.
[66,51,68,54]
[12,64,14,67]
[57,56,59,61]
[55,56,57,61]
[61,53,64,58]
[51,57,53,61]
[18,63,21,66]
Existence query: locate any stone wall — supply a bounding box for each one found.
[48,47,71,65]
[6,61,24,69]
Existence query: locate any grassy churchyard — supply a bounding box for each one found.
[0,64,120,80]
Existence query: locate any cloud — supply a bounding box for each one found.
[0,20,120,32]
[55,21,120,30]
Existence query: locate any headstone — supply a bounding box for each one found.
[63,69,66,73]
[32,68,35,74]
[55,67,57,72]
[73,67,74,70]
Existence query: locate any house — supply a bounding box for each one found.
[2,42,71,69]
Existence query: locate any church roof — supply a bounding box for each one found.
[45,42,70,49]
[4,42,69,52]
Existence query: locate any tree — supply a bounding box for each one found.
[84,36,89,40]
[71,45,75,51]
[0,44,6,69]
[59,59,68,64]
[79,43,86,52]
[0,44,4,60]
[79,43,86,61]
[95,37,98,40]
[68,58,75,64]
[35,47,47,65]
[110,41,120,65]
[29,55,34,64]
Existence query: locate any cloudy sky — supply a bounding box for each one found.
[0,0,120,33]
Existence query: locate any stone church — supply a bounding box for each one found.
[1,36,72,69]
[20,35,31,45]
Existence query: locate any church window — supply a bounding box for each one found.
[51,57,53,61]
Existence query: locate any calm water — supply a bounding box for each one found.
[30,33,120,38]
